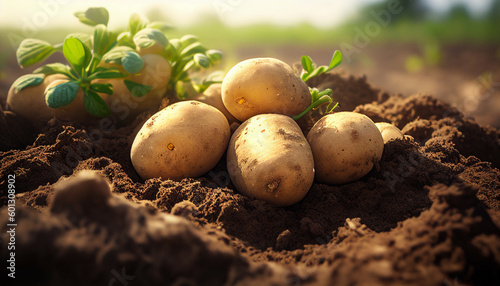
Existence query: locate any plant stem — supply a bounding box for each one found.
[293,96,333,121]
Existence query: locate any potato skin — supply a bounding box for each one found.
[131,100,230,181]
[375,122,404,143]
[227,114,314,206]
[7,74,66,123]
[307,112,384,185]
[221,58,310,122]
[194,83,238,124]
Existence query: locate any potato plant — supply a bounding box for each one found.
[8,7,223,123]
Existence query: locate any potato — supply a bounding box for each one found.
[227,114,314,206]
[307,112,384,185]
[129,54,171,92]
[131,100,230,181]
[7,74,66,123]
[375,122,404,143]
[194,83,238,124]
[101,78,166,122]
[221,58,310,122]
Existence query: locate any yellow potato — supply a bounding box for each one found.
[307,112,384,185]
[129,54,171,91]
[100,78,165,122]
[375,122,404,143]
[221,58,310,122]
[131,100,230,181]
[7,74,66,123]
[194,83,238,124]
[227,114,314,206]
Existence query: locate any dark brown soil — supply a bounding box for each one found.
[1,72,500,286]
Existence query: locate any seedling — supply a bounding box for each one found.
[293,50,343,120]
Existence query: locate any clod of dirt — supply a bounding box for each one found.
[51,170,112,215]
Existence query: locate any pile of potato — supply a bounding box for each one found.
[131,58,405,206]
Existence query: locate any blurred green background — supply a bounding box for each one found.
[1,0,499,126]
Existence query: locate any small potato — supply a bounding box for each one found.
[131,100,230,181]
[129,54,171,92]
[101,78,166,122]
[375,122,404,143]
[307,112,384,185]
[194,83,238,124]
[221,58,310,122]
[227,114,314,206]
[7,74,66,123]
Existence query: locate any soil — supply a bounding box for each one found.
[1,72,500,286]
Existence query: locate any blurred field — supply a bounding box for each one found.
[1,0,499,126]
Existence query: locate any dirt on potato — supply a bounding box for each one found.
[1,72,500,286]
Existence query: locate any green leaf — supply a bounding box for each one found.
[122,52,144,74]
[45,81,79,108]
[84,89,111,117]
[89,83,113,95]
[164,43,178,61]
[147,21,173,33]
[87,68,126,80]
[133,28,168,49]
[67,33,92,49]
[93,24,116,56]
[328,50,342,70]
[117,32,133,47]
[129,13,147,36]
[180,42,206,58]
[16,39,56,68]
[34,63,73,78]
[193,53,210,69]
[63,37,88,74]
[11,74,45,93]
[169,39,182,51]
[180,35,199,48]
[74,7,109,26]
[124,80,152,97]
[206,50,222,65]
[301,55,314,73]
[102,46,136,64]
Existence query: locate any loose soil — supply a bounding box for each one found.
[1,72,500,285]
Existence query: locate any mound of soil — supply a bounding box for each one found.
[1,73,500,285]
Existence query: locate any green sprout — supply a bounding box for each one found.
[165,35,223,99]
[293,50,343,120]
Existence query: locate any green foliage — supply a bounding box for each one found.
[13,6,223,118]
[45,80,79,108]
[16,39,57,68]
[74,7,109,27]
[301,50,342,82]
[294,51,343,120]
[11,74,45,93]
